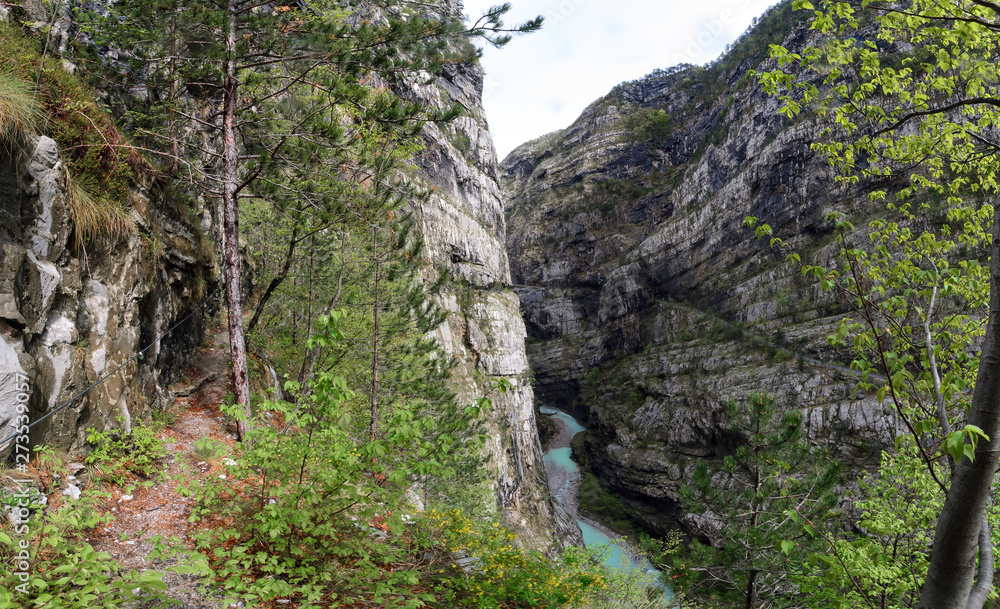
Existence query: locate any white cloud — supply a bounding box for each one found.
[461,0,780,158]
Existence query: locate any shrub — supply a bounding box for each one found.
[191,436,226,462]
[151,406,178,426]
[84,423,167,485]
[625,107,673,142]
[419,509,612,608]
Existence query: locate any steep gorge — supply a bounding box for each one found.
[500,5,903,536]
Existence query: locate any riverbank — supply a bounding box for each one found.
[540,407,646,567]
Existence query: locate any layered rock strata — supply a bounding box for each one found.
[500,9,905,536]
[410,59,581,552]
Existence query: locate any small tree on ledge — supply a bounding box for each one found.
[676,392,840,609]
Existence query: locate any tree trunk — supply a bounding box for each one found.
[369,225,380,444]
[918,201,1000,609]
[247,226,298,335]
[744,569,758,609]
[222,1,252,442]
[967,516,993,609]
[300,230,347,390]
[297,234,316,385]
[746,469,761,609]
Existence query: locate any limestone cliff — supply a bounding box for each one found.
[500,4,903,536]
[0,135,215,460]
[410,60,581,552]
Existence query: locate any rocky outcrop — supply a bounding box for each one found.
[500,4,904,537]
[0,135,215,460]
[409,59,581,551]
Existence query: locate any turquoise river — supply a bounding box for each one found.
[539,406,671,598]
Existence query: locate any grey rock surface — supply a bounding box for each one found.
[500,12,904,537]
[410,59,582,553]
[0,136,216,460]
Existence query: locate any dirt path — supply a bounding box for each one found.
[85,324,238,608]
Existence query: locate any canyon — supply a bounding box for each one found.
[0,0,921,554]
[0,1,577,554]
[500,3,904,537]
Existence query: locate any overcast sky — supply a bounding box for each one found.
[460,0,780,159]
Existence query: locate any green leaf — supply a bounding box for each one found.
[965,424,989,442]
[875,385,887,404]
[779,539,794,555]
[945,430,967,463]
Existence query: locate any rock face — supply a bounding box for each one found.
[408,59,581,551]
[500,5,902,537]
[0,136,215,460]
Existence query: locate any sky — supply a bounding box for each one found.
[459,0,780,159]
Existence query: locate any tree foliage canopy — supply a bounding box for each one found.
[755,1,1000,607]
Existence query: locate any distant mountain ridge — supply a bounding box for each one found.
[499,1,905,537]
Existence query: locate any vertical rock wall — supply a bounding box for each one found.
[409,61,581,552]
[0,136,215,459]
[499,14,907,537]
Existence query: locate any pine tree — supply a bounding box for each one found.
[676,392,840,609]
[79,0,541,440]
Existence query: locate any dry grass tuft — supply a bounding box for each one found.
[68,172,137,247]
[0,71,42,156]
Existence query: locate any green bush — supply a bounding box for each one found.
[191,437,227,462]
[418,509,612,608]
[0,447,169,608]
[84,423,167,485]
[151,406,178,426]
[625,107,673,142]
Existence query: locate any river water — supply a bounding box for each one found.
[539,406,669,593]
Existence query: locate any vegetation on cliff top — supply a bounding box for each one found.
[0,20,143,245]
